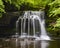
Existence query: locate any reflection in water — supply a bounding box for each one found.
[41,41,49,48]
[0,38,60,48]
[19,38,49,48]
[33,40,49,48]
[16,38,18,47]
[20,39,27,48]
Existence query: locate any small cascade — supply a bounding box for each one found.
[16,11,50,40]
[39,12,50,40]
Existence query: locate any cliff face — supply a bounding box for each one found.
[0,12,20,25]
[0,12,20,37]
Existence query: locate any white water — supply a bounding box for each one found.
[14,11,51,48]
[16,11,50,40]
[39,14,51,40]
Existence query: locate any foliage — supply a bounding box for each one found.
[0,0,52,16]
[0,0,53,13]
[4,0,52,10]
[54,18,60,28]
[0,0,60,33]
[0,0,5,17]
[46,0,60,33]
[48,0,60,17]
[24,0,50,10]
[1,0,60,16]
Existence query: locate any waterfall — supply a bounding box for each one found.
[39,12,50,40]
[16,11,50,40]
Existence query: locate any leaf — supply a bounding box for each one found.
[54,18,60,28]
[5,0,12,4]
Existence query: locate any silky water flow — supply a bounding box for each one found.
[15,11,50,48]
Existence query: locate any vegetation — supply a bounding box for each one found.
[0,0,60,35]
[46,0,60,34]
[0,0,5,17]
[0,0,52,17]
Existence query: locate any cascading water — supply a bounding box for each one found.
[16,11,50,40]
[39,12,51,40]
[10,11,51,48]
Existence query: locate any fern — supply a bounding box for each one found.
[48,0,60,17]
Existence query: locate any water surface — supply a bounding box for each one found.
[0,38,60,48]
